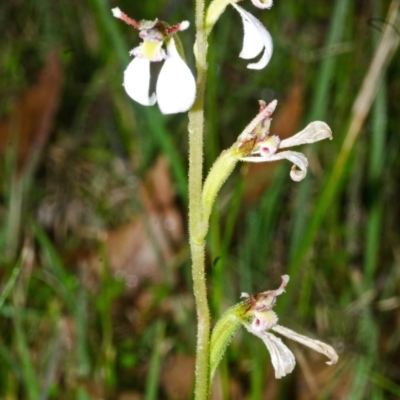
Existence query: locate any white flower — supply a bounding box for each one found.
[236,100,333,181]
[112,7,196,114]
[231,4,273,70]
[242,276,339,379]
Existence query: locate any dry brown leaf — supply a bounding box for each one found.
[0,51,63,172]
[85,156,184,291]
[161,354,195,400]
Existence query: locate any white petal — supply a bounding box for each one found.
[280,121,333,149]
[234,6,264,59]
[239,150,309,181]
[272,325,339,366]
[262,332,296,378]
[123,58,156,106]
[245,323,295,378]
[232,4,273,70]
[156,39,196,114]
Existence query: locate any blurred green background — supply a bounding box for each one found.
[1,0,400,399]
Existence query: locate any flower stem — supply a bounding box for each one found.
[188,0,210,398]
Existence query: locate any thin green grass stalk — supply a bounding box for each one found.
[97,244,117,387]
[13,310,39,400]
[39,327,62,400]
[34,224,91,375]
[347,356,372,400]
[13,260,39,400]
[249,339,266,400]
[255,167,287,263]
[370,372,400,398]
[286,0,400,304]
[0,264,21,309]
[33,224,76,310]
[0,341,21,379]
[75,276,90,376]
[364,0,387,283]
[288,0,351,263]
[5,171,23,261]
[144,321,165,400]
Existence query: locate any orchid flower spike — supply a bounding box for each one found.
[111,7,196,114]
[231,3,273,70]
[234,100,333,181]
[241,276,339,378]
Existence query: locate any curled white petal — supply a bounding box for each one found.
[156,39,196,114]
[245,323,295,378]
[272,325,339,366]
[280,121,333,149]
[232,4,273,70]
[123,58,156,106]
[239,150,309,181]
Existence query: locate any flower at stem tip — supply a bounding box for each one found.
[231,3,273,69]
[111,7,196,114]
[241,275,339,378]
[234,99,333,181]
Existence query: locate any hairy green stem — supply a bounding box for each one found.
[188,0,210,398]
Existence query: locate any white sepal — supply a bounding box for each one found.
[280,121,333,149]
[261,332,296,378]
[156,39,196,114]
[232,4,273,70]
[245,323,296,378]
[272,325,339,366]
[123,58,156,106]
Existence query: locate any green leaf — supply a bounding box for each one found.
[209,302,248,383]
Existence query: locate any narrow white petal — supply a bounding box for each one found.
[272,325,339,366]
[156,40,196,114]
[232,4,273,70]
[280,121,333,149]
[262,332,296,378]
[239,150,308,181]
[245,322,295,378]
[235,8,264,59]
[123,58,156,106]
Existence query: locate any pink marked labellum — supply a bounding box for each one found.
[235,100,333,181]
[112,7,195,114]
[241,276,339,378]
